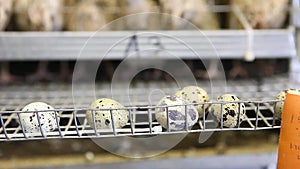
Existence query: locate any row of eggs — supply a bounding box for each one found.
[17,86,297,133]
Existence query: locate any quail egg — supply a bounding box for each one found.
[155,95,198,131]
[175,86,209,118]
[275,89,300,119]
[19,102,59,133]
[211,94,246,128]
[86,98,129,130]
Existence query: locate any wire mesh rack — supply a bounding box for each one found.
[0,0,296,142]
[0,75,289,141]
[0,100,282,142]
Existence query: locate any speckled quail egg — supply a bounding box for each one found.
[19,102,59,133]
[275,89,300,119]
[155,95,198,131]
[211,94,246,128]
[86,98,129,130]
[175,86,209,118]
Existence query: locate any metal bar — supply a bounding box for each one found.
[36,112,46,138]
[129,109,134,134]
[220,103,224,129]
[55,111,63,138]
[202,104,206,130]
[166,107,170,132]
[237,103,241,128]
[0,126,282,142]
[0,30,295,61]
[255,103,260,129]
[91,110,98,136]
[272,102,277,127]
[185,105,188,131]
[110,109,117,136]
[17,112,28,139]
[0,114,9,140]
[148,108,152,134]
[73,110,80,137]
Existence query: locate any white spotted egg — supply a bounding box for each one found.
[211,94,246,128]
[175,86,209,118]
[19,102,59,133]
[86,98,129,129]
[275,89,300,119]
[155,95,198,131]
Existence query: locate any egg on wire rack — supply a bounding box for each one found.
[175,86,209,118]
[18,102,59,133]
[155,95,198,131]
[211,94,246,128]
[275,89,300,119]
[86,98,129,130]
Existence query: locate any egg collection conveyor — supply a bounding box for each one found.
[0,75,288,141]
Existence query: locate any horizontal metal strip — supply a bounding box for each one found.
[0,30,295,60]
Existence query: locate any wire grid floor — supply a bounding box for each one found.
[0,75,290,141]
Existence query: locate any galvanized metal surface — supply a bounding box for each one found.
[0,29,295,61]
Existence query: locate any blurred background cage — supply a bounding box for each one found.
[0,0,299,169]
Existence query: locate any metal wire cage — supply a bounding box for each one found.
[0,95,282,142]
[0,0,295,142]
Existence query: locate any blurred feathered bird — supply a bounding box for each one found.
[13,0,63,31]
[64,0,110,82]
[160,0,222,79]
[0,0,12,30]
[65,0,106,31]
[12,0,64,82]
[228,0,289,79]
[117,0,158,30]
[229,0,288,29]
[160,0,219,30]
[95,0,118,23]
[0,0,17,84]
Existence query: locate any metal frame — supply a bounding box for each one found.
[0,100,282,141]
[0,1,298,141]
[0,75,289,141]
[0,29,295,61]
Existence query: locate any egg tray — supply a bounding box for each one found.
[0,74,289,141]
[0,99,282,141]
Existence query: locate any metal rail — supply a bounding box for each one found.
[0,29,295,61]
[0,100,282,141]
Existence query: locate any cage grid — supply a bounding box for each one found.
[0,0,296,143]
[0,75,288,141]
[0,100,282,141]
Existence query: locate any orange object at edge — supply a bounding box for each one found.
[277,92,300,169]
